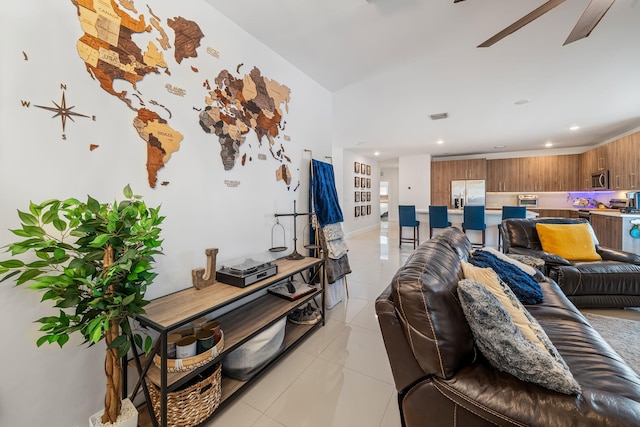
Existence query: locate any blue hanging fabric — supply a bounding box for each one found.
[311,159,344,227]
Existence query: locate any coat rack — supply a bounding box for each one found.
[274,200,313,260]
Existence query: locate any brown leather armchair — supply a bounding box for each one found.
[376,227,640,426]
[501,217,640,308]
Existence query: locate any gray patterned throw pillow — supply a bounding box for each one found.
[457,279,582,395]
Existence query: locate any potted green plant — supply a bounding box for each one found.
[0,185,163,426]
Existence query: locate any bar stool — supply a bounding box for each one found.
[399,205,420,249]
[499,206,527,252]
[462,205,486,247]
[428,205,452,238]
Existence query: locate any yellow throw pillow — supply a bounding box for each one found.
[535,223,602,261]
[461,262,548,353]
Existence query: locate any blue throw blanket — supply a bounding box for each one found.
[311,160,343,227]
[469,250,543,304]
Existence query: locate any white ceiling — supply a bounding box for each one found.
[204,0,640,163]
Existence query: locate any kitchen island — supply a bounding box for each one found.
[589,210,640,254]
[415,208,538,248]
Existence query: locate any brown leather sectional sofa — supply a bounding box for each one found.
[376,227,640,426]
[501,217,640,308]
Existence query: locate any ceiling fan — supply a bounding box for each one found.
[455,0,615,47]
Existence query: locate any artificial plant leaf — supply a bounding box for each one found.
[22,226,46,237]
[17,210,38,226]
[88,234,110,248]
[144,335,153,354]
[87,196,100,213]
[36,335,50,347]
[57,334,70,347]
[123,184,134,199]
[53,219,67,232]
[0,270,21,283]
[41,208,58,224]
[121,294,135,306]
[0,259,25,268]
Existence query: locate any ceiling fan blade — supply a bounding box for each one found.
[478,0,567,47]
[563,0,615,45]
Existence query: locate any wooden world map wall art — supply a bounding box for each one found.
[455,0,616,47]
[19,1,294,190]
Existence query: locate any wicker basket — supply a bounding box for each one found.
[153,331,224,373]
[147,362,222,427]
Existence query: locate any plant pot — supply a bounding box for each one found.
[88,398,138,427]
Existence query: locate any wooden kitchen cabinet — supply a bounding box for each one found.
[542,154,580,192]
[431,160,453,206]
[455,159,487,180]
[529,209,574,218]
[430,159,486,206]
[610,134,640,190]
[487,158,520,192]
[519,157,541,192]
[590,214,622,250]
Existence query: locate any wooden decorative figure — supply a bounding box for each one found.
[192,248,219,289]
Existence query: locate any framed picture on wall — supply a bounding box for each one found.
[355,191,360,202]
[354,176,360,187]
[366,165,371,175]
[366,178,371,188]
[367,205,371,215]
[361,206,366,216]
[361,191,366,201]
[361,178,366,188]
[355,206,360,217]
[367,192,371,201]
[354,162,360,174]
[361,164,367,175]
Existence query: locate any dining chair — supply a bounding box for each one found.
[498,206,527,252]
[428,205,452,238]
[462,205,486,247]
[399,205,420,249]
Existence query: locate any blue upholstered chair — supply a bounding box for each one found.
[499,206,527,251]
[428,205,452,238]
[399,205,420,249]
[462,205,486,247]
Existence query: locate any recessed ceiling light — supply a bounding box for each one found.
[514,99,531,105]
[494,145,506,149]
[429,112,449,120]
[436,140,444,144]
[374,151,380,156]
[569,125,580,131]
[545,142,553,147]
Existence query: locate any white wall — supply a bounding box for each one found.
[399,155,431,209]
[0,2,332,425]
[340,149,380,236]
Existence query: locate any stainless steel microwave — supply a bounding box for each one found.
[591,171,609,190]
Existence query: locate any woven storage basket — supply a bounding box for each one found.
[148,362,222,427]
[153,331,225,373]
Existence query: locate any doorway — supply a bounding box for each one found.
[380,181,389,222]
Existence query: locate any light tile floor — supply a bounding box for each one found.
[203,221,639,427]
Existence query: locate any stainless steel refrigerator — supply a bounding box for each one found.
[451,180,486,208]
